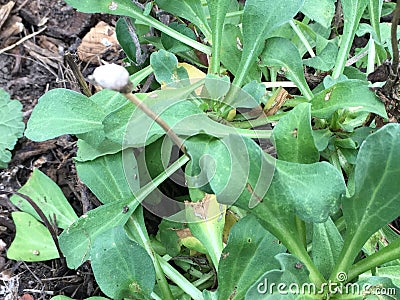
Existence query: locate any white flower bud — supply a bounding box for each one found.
[89,63,132,93]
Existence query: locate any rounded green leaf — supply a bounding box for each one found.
[26,88,105,141]
[91,226,155,299]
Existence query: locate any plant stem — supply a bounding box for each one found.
[230,114,284,129]
[207,10,243,19]
[116,3,212,55]
[130,65,153,87]
[391,0,400,75]
[332,1,368,79]
[124,156,190,300]
[158,254,204,300]
[282,230,326,286]
[124,92,188,156]
[347,238,400,282]
[329,231,363,284]
[289,20,315,58]
[126,216,175,300]
[295,216,307,249]
[236,128,273,139]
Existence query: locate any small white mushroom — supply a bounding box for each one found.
[89,63,132,93]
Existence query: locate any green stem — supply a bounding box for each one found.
[230,113,285,129]
[126,216,174,300]
[130,65,153,87]
[124,156,190,300]
[116,3,212,55]
[295,216,307,249]
[334,216,346,233]
[207,10,243,19]
[158,254,204,300]
[282,230,326,286]
[329,231,364,284]
[332,2,368,79]
[289,20,315,58]
[236,128,272,139]
[347,238,400,282]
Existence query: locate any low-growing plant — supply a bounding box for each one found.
[6,0,400,299]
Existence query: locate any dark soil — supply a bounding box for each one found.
[0,0,116,298]
[1,1,400,299]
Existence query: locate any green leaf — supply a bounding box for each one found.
[273,103,319,164]
[59,198,139,269]
[260,37,313,100]
[301,0,336,28]
[233,0,304,87]
[60,154,189,269]
[161,23,197,53]
[155,0,212,41]
[91,226,155,299]
[245,254,310,299]
[7,212,59,262]
[242,81,266,104]
[51,297,109,300]
[206,0,231,73]
[351,276,400,299]
[376,266,400,287]
[220,24,261,84]
[340,124,400,272]
[76,150,139,204]
[64,0,212,55]
[76,138,122,162]
[0,89,24,168]
[311,80,387,119]
[116,17,139,63]
[312,128,333,152]
[10,169,78,229]
[150,50,189,86]
[157,219,185,257]
[204,74,231,99]
[303,41,338,72]
[144,136,173,179]
[26,89,105,141]
[186,194,225,269]
[368,0,384,42]
[312,217,344,279]
[216,215,286,300]
[332,0,369,78]
[262,159,345,224]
